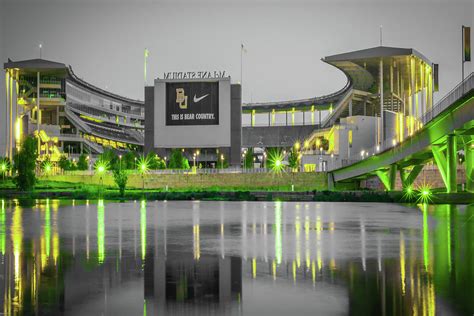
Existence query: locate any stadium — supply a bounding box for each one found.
[3,45,436,171]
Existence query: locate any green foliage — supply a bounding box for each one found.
[243,148,254,169]
[183,158,190,169]
[99,149,118,169]
[58,155,77,171]
[13,136,38,191]
[168,149,188,169]
[288,148,300,170]
[113,169,128,197]
[77,154,89,170]
[146,152,166,170]
[58,155,69,170]
[121,151,138,169]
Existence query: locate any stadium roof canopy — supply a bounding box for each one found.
[243,46,434,112]
[323,46,433,91]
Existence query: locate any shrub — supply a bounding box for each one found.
[146,152,166,170]
[77,154,89,170]
[169,149,185,169]
[122,151,138,169]
[288,148,299,170]
[113,169,128,197]
[13,136,38,191]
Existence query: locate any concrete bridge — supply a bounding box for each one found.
[329,72,474,193]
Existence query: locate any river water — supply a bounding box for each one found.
[0,200,472,315]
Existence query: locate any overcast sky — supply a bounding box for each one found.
[0,0,473,152]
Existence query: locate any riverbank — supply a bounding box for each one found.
[0,179,472,204]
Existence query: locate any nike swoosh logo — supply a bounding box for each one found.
[193,94,209,103]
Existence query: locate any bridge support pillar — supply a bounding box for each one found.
[376,164,397,191]
[399,165,423,189]
[389,164,397,191]
[446,135,457,193]
[465,142,474,192]
[328,172,335,191]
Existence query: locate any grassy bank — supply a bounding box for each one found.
[1,179,471,204]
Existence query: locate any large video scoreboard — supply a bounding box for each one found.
[152,77,232,149]
[165,81,219,126]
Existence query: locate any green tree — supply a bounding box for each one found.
[99,149,118,169]
[13,136,38,191]
[122,151,138,169]
[113,169,128,197]
[183,157,190,169]
[77,154,89,170]
[243,148,254,169]
[145,152,166,170]
[58,155,70,170]
[288,148,300,171]
[168,149,185,169]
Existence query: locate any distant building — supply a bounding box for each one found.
[4,46,436,170]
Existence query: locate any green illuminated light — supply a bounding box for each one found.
[416,183,433,204]
[402,185,416,201]
[95,159,109,175]
[137,156,150,175]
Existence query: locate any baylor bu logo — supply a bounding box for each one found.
[176,88,188,109]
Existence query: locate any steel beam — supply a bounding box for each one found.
[376,170,391,191]
[389,164,397,191]
[446,134,457,193]
[432,145,449,190]
[465,142,474,192]
[399,165,423,189]
[376,164,397,191]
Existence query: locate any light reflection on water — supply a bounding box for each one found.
[0,200,472,315]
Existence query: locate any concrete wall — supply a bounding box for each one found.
[230,84,242,165]
[42,172,327,191]
[338,116,379,160]
[242,125,316,148]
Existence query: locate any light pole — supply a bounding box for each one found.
[119,154,122,172]
[220,154,224,169]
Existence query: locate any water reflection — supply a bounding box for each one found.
[0,200,472,315]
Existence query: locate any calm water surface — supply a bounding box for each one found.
[0,200,472,315]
